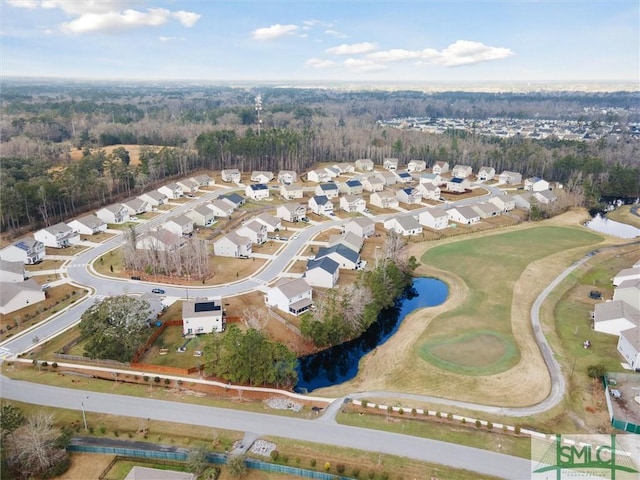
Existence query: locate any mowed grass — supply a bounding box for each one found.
[418,226,602,375]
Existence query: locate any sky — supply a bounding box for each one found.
[1,0,638,86]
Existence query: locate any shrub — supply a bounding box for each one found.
[177,379,183,386]
[51,362,58,368]
[352,467,361,478]
[487,421,493,430]
[310,459,316,467]
[447,413,453,420]
[100,426,107,434]
[435,411,441,418]
[381,472,390,480]
[361,400,368,408]
[461,418,467,425]
[282,454,289,464]
[114,431,119,437]
[368,469,376,479]
[270,450,279,461]
[41,361,48,367]
[337,464,345,474]
[386,406,393,414]
[475,420,482,428]
[398,408,404,415]
[154,376,161,383]
[324,462,331,472]
[88,426,94,434]
[411,408,416,416]
[295,457,301,465]
[515,426,521,434]
[143,376,149,382]
[164,378,171,386]
[42,455,71,479]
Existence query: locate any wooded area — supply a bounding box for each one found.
[1,81,638,234]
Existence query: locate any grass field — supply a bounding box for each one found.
[606,205,640,228]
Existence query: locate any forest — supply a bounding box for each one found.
[1,80,639,235]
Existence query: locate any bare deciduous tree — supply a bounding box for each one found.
[241,305,268,330]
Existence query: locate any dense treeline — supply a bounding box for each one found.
[1,81,639,234]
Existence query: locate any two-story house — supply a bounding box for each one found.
[182,297,224,335]
[207,198,235,217]
[340,195,367,213]
[276,203,307,223]
[278,170,297,184]
[213,232,252,258]
[355,158,374,172]
[185,205,216,227]
[157,183,184,199]
[221,169,241,183]
[68,214,107,236]
[308,195,334,216]
[305,257,340,289]
[237,220,268,245]
[265,278,313,316]
[396,187,423,205]
[245,183,270,200]
[34,222,80,248]
[0,238,45,264]
[136,228,185,252]
[280,183,304,200]
[163,214,194,237]
[250,171,275,184]
[96,204,130,224]
[370,191,400,209]
[419,207,449,230]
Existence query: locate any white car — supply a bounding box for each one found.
[292,233,300,240]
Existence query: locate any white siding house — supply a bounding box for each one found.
[276,203,307,223]
[182,297,224,334]
[237,220,268,244]
[416,182,441,200]
[407,160,427,172]
[340,195,366,213]
[213,232,252,258]
[617,326,640,371]
[446,206,481,225]
[136,229,185,252]
[157,183,184,199]
[477,166,496,181]
[207,198,235,217]
[315,183,340,199]
[498,171,522,185]
[488,195,516,212]
[34,222,80,248]
[370,191,400,209]
[96,204,130,224]
[308,195,334,216]
[250,171,275,184]
[163,215,194,237]
[278,170,297,184]
[0,238,45,264]
[593,300,640,336]
[396,187,422,205]
[362,175,385,192]
[265,278,313,316]
[280,183,304,200]
[451,164,473,179]
[343,217,376,238]
[245,183,270,200]
[384,215,423,236]
[419,208,449,230]
[122,197,151,215]
[138,190,167,207]
[221,169,241,183]
[613,279,640,311]
[432,161,449,174]
[0,260,26,283]
[305,257,340,289]
[355,158,374,172]
[253,213,281,233]
[524,177,550,192]
[68,214,107,235]
[185,205,215,227]
[383,158,399,171]
[0,279,46,315]
[613,267,640,286]
[176,178,199,194]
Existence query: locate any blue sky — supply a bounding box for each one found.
[1,0,638,84]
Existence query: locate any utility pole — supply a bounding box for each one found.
[255,94,262,135]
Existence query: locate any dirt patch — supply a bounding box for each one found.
[57,453,116,480]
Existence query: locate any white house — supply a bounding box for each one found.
[0,279,46,315]
[332,162,355,174]
[207,198,235,217]
[280,183,304,200]
[419,173,443,186]
[253,213,281,233]
[315,183,340,199]
[339,180,363,195]
[122,197,151,215]
[191,174,215,187]
[471,202,501,219]
[407,160,427,172]
[396,187,422,205]
[185,205,215,227]
[377,171,397,187]
[276,203,307,223]
[395,170,414,184]
[446,206,481,225]
[136,228,185,252]
[617,326,640,371]
[68,214,107,236]
[278,170,297,184]
[213,232,252,258]
[416,182,441,201]
[340,195,367,213]
[0,238,45,265]
[265,278,313,316]
[163,214,194,237]
[524,177,550,192]
[534,190,558,204]
[432,161,449,174]
[0,259,26,283]
[383,158,399,171]
[182,297,224,335]
[237,220,268,245]
[613,279,640,311]
[221,169,241,183]
[452,164,473,179]
[176,178,199,194]
[370,191,400,209]
[498,171,523,185]
[245,183,270,200]
[362,175,385,192]
[218,193,245,209]
[384,215,423,236]
[250,171,274,184]
[355,158,374,172]
[329,231,364,253]
[593,300,640,336]
[96,204,130,224]
[157,183,183,199]
[315,244,360,270]
[488,195,516,212]
[419,208,449,230]
[306,169,332,183]
[138,190,168,207]
[305,256,340,289]
[343,217,376,238]
[446,177,470,193]
[308,195,334,216]
[477,166,496,181]
[613,267,640,286]
[34,222,80,248]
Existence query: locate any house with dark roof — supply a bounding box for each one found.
[395,170,414,184]
[396,187,422,205]
[308,195,334,216]
[446,177,470,193]
[315,183,340,199]
[315,243,360,270]
[245,183,270,200]
[339,179,364,195]
[305,256,340,288]
[219,193,245,208]
[182,297,224,334]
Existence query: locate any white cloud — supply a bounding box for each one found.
[159,36,184,43]
[172,10,201,28]
[252,24,298,41]
[343,58,387,73]
[7,0,41,8]
[61,8,173,34]
[325,29,347,39]
[326,42,377,55]
[305,58,338,69]
[367,49,425,62]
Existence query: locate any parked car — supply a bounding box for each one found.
[151,288,165,294]
[130,276,141,281]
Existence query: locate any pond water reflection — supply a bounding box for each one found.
[584,214,640,239]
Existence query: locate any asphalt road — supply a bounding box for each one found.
[0,374,531,479]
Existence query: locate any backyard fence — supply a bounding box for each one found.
[131,319,183,364]
[602,372,640,434]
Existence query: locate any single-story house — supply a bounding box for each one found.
[96,204,130,224]
[245,183,270,200]
[419,208,449,230]
[362,175,385,192]
[278,170,297,184]
[221,169,241,183]
[157,183,183,199]
[265,278,313,316]
[384,215,423,236]
[163,214,194,237]
[136,228,185,252]
[138,190,168,207]
[253,213,281,232]
[339,179,363,195]
[305,257,340,289]
[207,198,235,217]
[237,220,268,245]
[407,159,427,172]
[383,158,399,171]
[593,300,640,336]
[446,206,481,225]
[276,203,307,223]
[355,158,375,172]
[370,191,400,209]
[0,259,26,283]
[432,161,449,174]
[213,232,252,258]
[498,171,523,185]
[176,178,199,194]
[477,166,496,181]
[122,197,151,215]
[315,183,340,199]
[613,279,640,311]
[34,222,80,248]
[0,279,46,315]
[340,195,367,213]
[343,217,376,238]
[185,205,215,227]
[280,183,305,200]
[613,267,640,286]
[0,238,45,265]
[525,176,550,192]
[250,171,275,184]
[68,214,107,236]
[308,195,334,216]
[315,243,360,270]
[328,231,364,253]
[396,187,422,205]
[182,297,224,334]
[452,164,473,179]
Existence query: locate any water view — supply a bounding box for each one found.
[296,277,448,392]
[585,214,640,239]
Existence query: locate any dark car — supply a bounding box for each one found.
[151,288,165,294]
[130,276,141,281]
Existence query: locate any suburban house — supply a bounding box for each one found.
[343,217,376,238]
[524,176,550,192]
[416,182,441,201]
[182,297,225,335]
[419,172,443,186]
[355,158,375,172]
[339,179,364,195]
[325,166,341,179]
[471,202,502,219]
[384,215,423,236]
[96,204,130,224]
[395,170,414,184]
[383,158,399,171]
[333,162,355,174]
[265,278,313,316]
[237,220,268,245]
[157,183,184,199]
[250,171,275,184]
[213,232,252,258]
[315,244,360,270]
[219,193,245,209]
[221,169,241,183]
[278,170,297,184]
[122,197,151,215]
[308,195,334,216]
[452,164,473,179]
[191,174,215,187]
[176,178,199,194]
[533,190,558,204]
[163,214,194,237]
[477,166,496,181]
[139,292,165,323]
[315,183,340,199]
[617,326,640,371]
[432,161,450,174]
[377,171,397,186]
[370,191,400,209]
[0,238,45,264]
[136,228,185,252]
[0,259,26,283]
[329,231,364,253]
[253,213,281,232]
[419,207,449,230]
[361,175,385,192]
[407,159,427,172]
[207,198,235,217]
[0,279,46,315]
[138,190,167,207]
[245,183,270,200]
[305,256,340,289]
[280,183,304,200]
[34,222,80,248]
[306,168,332,183]
[488,195,516,212]
[593,300,640,336]
[613,279,640,311]
[613,267,640,286]
[185,205,215,227]
[396,187,423,205]
[446,206,481,225]
[340,195,367,213]
[498,171,523,185]
[446,177,470,193]
[276,203,307,223]
[68,214,107,236]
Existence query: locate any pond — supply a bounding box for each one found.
[296,276,448,392]
[584,214,640,239]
